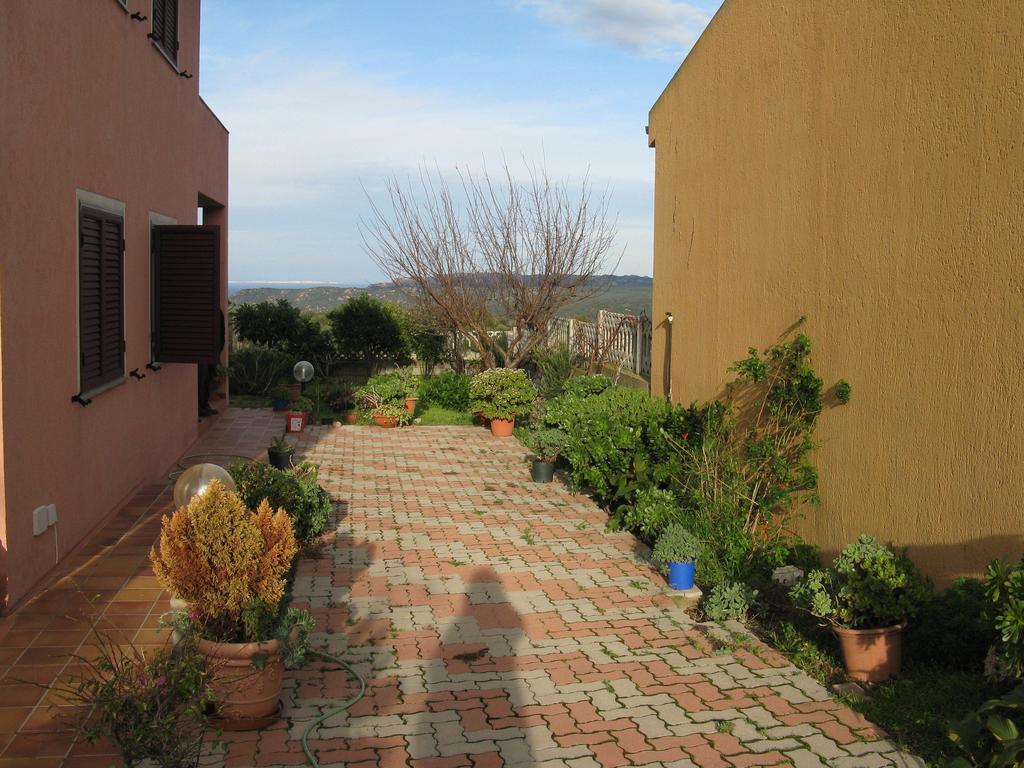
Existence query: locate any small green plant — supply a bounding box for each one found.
[269,435,294,454]
[789,535,929,629]
[270,385,291,402]
[834,379,852,404]
[522,428,566,463]
[521,527,536,545]
[704,581,758,622]
[948,684,1024,768]
[716,720,735,734]
[651,524,700,568]
[469,368,537,421]
[623,487,681,542]
[56,628,214,768]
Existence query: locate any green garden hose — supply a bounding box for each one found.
[301,650,367,767]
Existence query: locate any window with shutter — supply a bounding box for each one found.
[150,0,179,65]
[152,225,221,363]
[79,206,125,394]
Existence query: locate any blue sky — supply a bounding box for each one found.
[199,0,723,284]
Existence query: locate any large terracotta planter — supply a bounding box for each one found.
[197,636,285,724]
[404,397,418,413]
[343,411,359,425]
[490,418,515,437]
[833,623,904,683]
[373,414,398,428]
[288,383,302,401]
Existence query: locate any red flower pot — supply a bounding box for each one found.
[490,418,515,437]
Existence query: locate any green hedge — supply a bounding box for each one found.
[229,461,331,544]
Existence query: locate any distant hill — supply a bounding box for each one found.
[229,275,652,321]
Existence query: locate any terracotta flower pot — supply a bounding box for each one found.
[373,414,398,428]
[343,412,359,425]
[473,412,490,426]
[197,636,285,723]
[404,397,418,413]
[288,383,301,401]
[490,417,515,437]
[833,623,905,683]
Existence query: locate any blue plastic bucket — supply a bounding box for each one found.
[668,560,695,590]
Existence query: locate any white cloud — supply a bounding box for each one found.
[519,0,713,60]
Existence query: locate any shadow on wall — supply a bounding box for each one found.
[0,538,6,614]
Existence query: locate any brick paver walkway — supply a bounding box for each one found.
[224,423,921,768]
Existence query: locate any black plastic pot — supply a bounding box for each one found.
[531,459,555,483]
[268,448,293,470]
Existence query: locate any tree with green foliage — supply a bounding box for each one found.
[327,294,411,375]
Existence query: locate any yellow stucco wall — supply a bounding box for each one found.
[648,0,1024,584]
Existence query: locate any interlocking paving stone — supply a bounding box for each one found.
[235,421,920,768]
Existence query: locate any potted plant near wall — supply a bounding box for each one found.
[790,534,928,683]
[470,368,536,437]
[267,435,294,470]
[522,428,565,483]
[652,524,700,590]
[372,402,410,429]
[150,481,314,725]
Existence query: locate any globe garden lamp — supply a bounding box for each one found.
[173,463,236,509]
[293,360,314,383]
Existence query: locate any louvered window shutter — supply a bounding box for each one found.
[151,0,179,63]
[79,206,125,393]
[152,225,221,363]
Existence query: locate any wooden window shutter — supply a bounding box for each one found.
[151,0,179,62]
[79,206,125,393]
[152,225,221,363]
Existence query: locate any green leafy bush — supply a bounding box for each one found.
[623,487,682,542]
[228,344,292,396]
[789,535,929,629]
[652,524,700,566]
[948,684,1024,768]
[521,428,566,463]
[704,581,759,622]
[559,386,682,509]
[985,557,1024,678]
[421,371,471,411]
[229,461,331,544]
[469,368,536,421]
[543,374,612,428]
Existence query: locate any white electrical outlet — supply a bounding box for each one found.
[32,506,48,536]
[46,504,57,526]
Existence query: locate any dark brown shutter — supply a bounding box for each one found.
[79,205,124,393]
[152,225,221,363]
[151,0,178,63]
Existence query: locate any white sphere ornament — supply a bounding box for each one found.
[173,463,236,509]
[293,361,314,383]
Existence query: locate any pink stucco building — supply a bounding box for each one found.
[0,0,229,610]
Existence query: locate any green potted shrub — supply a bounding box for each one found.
[372,402,411,428]
[469,368,536,437]
[651,524,700,590]
[522,428,565,482]
[790,534,928,682]
[229,461,331,544]
[267,435,294,470]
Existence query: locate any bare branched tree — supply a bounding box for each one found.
[362,163,619,369]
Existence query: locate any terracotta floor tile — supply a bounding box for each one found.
[1,730,75,758]
[0,709,30,735]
